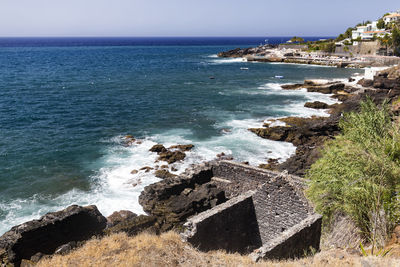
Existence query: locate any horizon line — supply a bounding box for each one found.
[0,35,336,38]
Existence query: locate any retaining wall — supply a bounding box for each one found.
[183,191,262,254]
[182,161,321,261]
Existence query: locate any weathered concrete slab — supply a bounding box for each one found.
[182,191,262,254]
[250,214,322,261]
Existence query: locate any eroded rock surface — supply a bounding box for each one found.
[104,215,158,236]
[107,210,137,228]
[0,205,106,266]
[139,164,227,231]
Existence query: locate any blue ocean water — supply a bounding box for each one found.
[0,37,358,234]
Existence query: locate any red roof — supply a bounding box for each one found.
[364,30,386,34]
[385,13,400,18]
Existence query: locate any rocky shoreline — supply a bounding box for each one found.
[252,65,400,176]
[2,65,400,266]
[218,45,400,68]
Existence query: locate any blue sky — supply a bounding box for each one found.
[0,0,399,37]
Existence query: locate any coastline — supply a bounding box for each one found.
[2,56,400,265]
[0,58,373,235]
[218,45,400,68]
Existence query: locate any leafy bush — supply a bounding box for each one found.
[377,18,386,29]
[306,99,400,245]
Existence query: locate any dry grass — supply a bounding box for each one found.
[37,232,400,267]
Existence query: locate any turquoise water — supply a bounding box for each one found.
[0,38,358,234]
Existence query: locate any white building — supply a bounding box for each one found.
[351,21,386,40]
[352,26,367,39]
[384,12,400,24]
[362,30,389,40]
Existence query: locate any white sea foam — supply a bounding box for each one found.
[257,83,339,118]
[209,57,247,65]
[0,69,353,235]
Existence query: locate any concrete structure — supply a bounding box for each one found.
[181,161,322,261]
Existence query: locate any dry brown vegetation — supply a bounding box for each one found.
[37,232,400,267]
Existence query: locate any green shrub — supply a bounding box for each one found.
[306,99,400,244]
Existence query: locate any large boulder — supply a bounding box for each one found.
[357,78,374,87]
[157,150,186,164]
[106,210,137,228]
[217,45,274,58]
[305,83,345,94]
[139,164,227,232]
[304,101,329,109]
[281,84,304,90]
[104,215,158,236]
[149,144,167,153]
[373,66,400,90]
[0,205,106,266]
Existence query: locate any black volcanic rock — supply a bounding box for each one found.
[304,101,329,109]
[107,210,137,228]
[0,205,106,266]
[149,144,167,153]
[357,78,374,87]
[154,169,177,179]
[217,45,276,58]
[139,165,226,232]
[104,215,158,236]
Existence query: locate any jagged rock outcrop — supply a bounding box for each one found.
[250,115,340,176]
[149,144,167,153]
[249,116,336,147]
[154,169,177,179]
[104,215,158,236]
[157,150,186,164]
[281,81,345,94]
[304,101,330,109]
[149,144,194,164]
[106,210,137,227]
[357,78,374,87]
[0,205,106,266]
[306,82,345,94]
[139,164,227,231]
[217,45,275,58]
[373,66,400,90]
[281,83,304,90]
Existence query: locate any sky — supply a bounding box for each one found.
[0,0,399,37]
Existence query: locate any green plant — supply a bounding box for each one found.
[290,36,305,43]
[303,246,318,257]
[392,26,400,56]
[306,99,400,249]
[360,242,392,257]
[379,33,393,56]
[377,18,386,29]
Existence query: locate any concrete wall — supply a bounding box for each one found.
[182,191,262,254]
[182,161,321,261]
[250,214,322,261]
[252,182,310,244]
[211,161,280,198]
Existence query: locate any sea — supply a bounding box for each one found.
[0,37,360,234]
